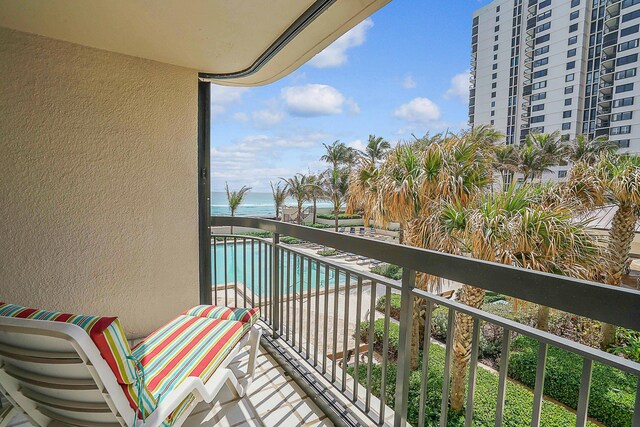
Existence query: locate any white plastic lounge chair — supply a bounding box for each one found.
[0,303,262,427]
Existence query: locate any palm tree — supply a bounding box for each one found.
[517,132,567,182]
[362,134,391,163]
[492,144,519,190]
[305,174,324,225]
[320,140,351,170]
[347,159,380,226]
[570,153,640,348]
[322,168,349,231]
[426,184,600,411]
[568,134,617,165]
[225,183,251,233]
[270,181,287,220]
[282,174,309,225]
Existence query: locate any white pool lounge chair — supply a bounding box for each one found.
[0,303,261,427]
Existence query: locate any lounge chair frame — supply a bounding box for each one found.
[0,316,262,427]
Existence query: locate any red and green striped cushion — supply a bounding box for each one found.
[0,302,136,385]
[182,305,260,325]
[131,314,249,424]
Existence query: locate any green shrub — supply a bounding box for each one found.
[317,248,338,256]
[305,222,333,229]
[371,264,403,280]
[484,291,506,304]
[347,341,598,426]
[280,236,301,244]
[509,336,636,427]
[316,213,362,220]
[431,306,449,342]
[610,329,640,363]
[375,294,402,319]
[359,318,400,361]
[239,231,272,238]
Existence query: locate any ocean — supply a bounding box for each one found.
[211,192,332,217]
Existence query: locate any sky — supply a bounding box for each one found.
[211,0,492,193]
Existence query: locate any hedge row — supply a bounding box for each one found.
[370,264,403,280]
[509,336,636,427]
[351,323,597,426]
[316,213,362,220]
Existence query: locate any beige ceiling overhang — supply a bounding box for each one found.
[0,0,390,86]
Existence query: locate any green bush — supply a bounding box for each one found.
[371,264,403,280]
[610,329,640,363]
[317,248,338,256]
[359,318,400,361]
[316,213,362,220]
[484,291,506,304]
[239,231,272,238]
[509,336,637,427]
[280,236,301,244]
[347,340,597,426]
[375,294,402,319]
[431,306,449,342]
[305,222,333,229]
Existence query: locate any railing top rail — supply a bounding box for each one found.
[211,216,640,331]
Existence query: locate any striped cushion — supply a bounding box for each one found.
[182,305,260,325]
[0,302,136,385]
[131,314,249,425]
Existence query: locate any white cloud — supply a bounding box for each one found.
[251,109,285,129]
[444,71,471,103]
[347,139,366,152]
[231,112,249,123]
[210,84,249,116]
[281,84,347,117]
[346,99,360,114]
[309,19,374,68]
[393,97,441,124]
[402,74,417,89]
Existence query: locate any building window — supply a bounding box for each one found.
[613,139,631,148]
[494,44,499,51]
[492,73,498,79]
[563,110,572,118]
[492,91,497,98]
[567,61,576,70]
[532,92,547,101]
[565,98,572,106]
[491,101,496,107]
[537,22,551,33]
[492,82,497,88]
[570,10,580,20]
[496,5,500,11]
[495,25,500,32]
[613,111,634,121]
[565,86,574,94]
[494,54,498,60]
[619,39,640,52]
[611,125,632,135]
[493,63,498,70]
[623,0,640,7]
[616,83,634,93]
[567,48,577,57]
[534,69,548,78]
[491,110,495,116]
[534,46,550,56]
[532,81,547,89]
[495,35,499,41]
[490,119,495,125]
[571,0,580,6]
[569,23,579,32]
[558,170,568,178]
[534,58,549,67]
[539,0,551,8]
[536,34,551,44]
[561,134,570,141]
[562,122,571,130]
[538,10,552,20]
[565,73,575,82]
[621,24,640,37]
[622,9,640,24]
[496,15,500,21]
[617,53,638,66]
[532,104,545,112]
[568,36,578,46]
[530,115,545,123]
[613,96,634,107]
[615,68,637,79]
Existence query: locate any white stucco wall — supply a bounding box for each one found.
[0,27,200,337]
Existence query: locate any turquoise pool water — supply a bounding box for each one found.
[212,242,345,293]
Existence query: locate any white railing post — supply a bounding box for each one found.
[394,268,416,427]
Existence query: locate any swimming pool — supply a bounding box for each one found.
[212,241,345,294]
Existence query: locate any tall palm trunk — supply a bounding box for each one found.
[230,211,235,234]
[313,197,318,224]
[297,201,303,225]
[536,306,550,331]
[334,199,339,231]
[601,204,637,348]
[450,285,485,411]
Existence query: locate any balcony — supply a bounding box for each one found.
[207,217,640,427]
[606,0,621,18]
[604,15,620,33]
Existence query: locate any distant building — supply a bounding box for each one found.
[470,0,640,182]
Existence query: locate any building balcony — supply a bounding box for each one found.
[606,0,621,18]
[604,16,620,33]
[204,217,640,427]
[596,128,611,137]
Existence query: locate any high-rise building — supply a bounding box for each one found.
[470,0,640,181]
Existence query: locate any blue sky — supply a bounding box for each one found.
[211,0,491,192]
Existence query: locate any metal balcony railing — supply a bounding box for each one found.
[210,217,640,427]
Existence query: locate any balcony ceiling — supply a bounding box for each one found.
[0,0,390,86]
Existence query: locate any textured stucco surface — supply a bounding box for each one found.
[0,27,199,337]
